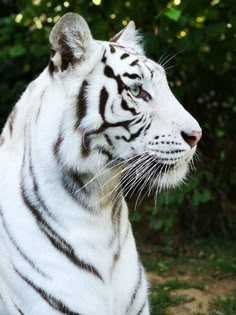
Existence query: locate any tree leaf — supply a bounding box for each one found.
[164,8,181,22]
[9,44,26,57]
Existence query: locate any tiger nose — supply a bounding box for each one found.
[181,130,202,148]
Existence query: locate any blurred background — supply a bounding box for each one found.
[0,0,235,313]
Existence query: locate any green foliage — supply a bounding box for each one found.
[141,241,236,314]
[209,294,236,315]
[150,279,203,314]
[0,0,235,241]
[140,239,236,277]
[164,8,182,21]
[158,279,205,291]
[151,285,194,315]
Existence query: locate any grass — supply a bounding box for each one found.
[158,279,205,291]
[149,277,236,315]
[139,238,236,314]
[193,293,236,315]
[210,292,236,315]
[140,238,236,275]
[150,279,201,315]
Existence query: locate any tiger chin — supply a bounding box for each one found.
[0,13,201,315]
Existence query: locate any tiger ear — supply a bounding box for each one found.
[49,13,93,71]
[110,21,144,55]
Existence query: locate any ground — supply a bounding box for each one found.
[139,239,236,315]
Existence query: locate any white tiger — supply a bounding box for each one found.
[0,13,201,315]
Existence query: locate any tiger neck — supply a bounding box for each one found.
[59,163,124,211]
[32,128,125,217]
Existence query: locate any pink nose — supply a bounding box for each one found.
[181,130,202,148]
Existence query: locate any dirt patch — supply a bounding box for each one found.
[147,271,236,315]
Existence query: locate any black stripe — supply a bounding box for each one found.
[109,31,123,43]
[104,134,113,147]
[121,53,129,59]
[130,59,139,66]
[60,169,94,211]
[104,65,124,94]
[111,198,122,271]
[87,119,131,136]
[48,60,54,75]
[62,169,87,198]
[131,116,144,126]
[29,156,54,218]
[99,87,109,121]
[129,125,147,141]
[75,80,89,130]
[123,72,141,80]
[126,263,143,313]
[15,268,82,315]
[0,207,48,278]
[64,170,85,192]
[104,65,115,78]
[53,133,63,163]
[35,104,42,123]
[143,120,152,135]
[81,132,91,157]
[35,90,46,123]
[109,44,116,53]
[137,301,146,315]
[146,65,154,79]
[28,148,56,221]
[121,99,137,115]
[96,145,113,161]
[53,129,91,165]
[13,302,25,315]
[21,182,103,282]
[121,121,146,142]
[101,51,107,63]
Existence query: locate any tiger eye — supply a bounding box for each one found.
[130,84,141,97]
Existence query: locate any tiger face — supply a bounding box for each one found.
[49,13,201,192]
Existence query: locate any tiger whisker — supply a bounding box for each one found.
[121,155,155,199]
[111,154,153,206]
[100,151,151,190]
[74,151,132,194]
[164,64,177,72]
[161,50,183,69]
[158,52,174,66]
[134,159,159,210]
[91,153,152,207]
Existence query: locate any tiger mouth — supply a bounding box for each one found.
[134,162,177,177]
[123,154,179,178]
[120,160,179,196]
[125,154,177,168]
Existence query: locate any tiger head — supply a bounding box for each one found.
[48,13,201,192]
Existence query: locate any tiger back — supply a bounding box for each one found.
[0,13,201,315]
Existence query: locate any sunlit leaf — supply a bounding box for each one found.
[164,8,181,22]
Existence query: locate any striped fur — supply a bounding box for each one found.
[0,14,201,314]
